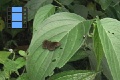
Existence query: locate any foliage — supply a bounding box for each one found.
[27,5,92,80]
[0,50,26,80]
[0,0,120,80]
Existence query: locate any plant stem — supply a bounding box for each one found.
[54,0,64,7]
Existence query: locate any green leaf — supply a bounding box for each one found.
[26,12,92,80]
[93,21,104,71]
[96,18,120,80]
[3,58,25,75]
[33,4,55,34]
[73,4,88,19]
[102,56,113,80]
[19,50,27,57]
[15,57,26,69]
[95,0,112,10]
[0,51,11,64]
[106,6,120,20]
[24,0,53,21]
[48,70,97,80]
[4,59,18,72]
[69,49,89,62]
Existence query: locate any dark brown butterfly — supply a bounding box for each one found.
[42,40,61,51]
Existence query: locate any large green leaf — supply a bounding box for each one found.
[48,70,97,80]
[33,4,55,34]
[96,18,120,80]
[26,12,92,80]
[24,0,53,21]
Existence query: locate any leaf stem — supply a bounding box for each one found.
[54,0,64,7]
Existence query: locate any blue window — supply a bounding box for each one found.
[12,13,22,21]
[12,7,22,12]
[11,7,23,28]
[12,22,22,28]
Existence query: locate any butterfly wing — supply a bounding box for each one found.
[42,40,61,51]
[42,40,51,49]
[47,42,60,51]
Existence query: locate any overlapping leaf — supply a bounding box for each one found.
[93,23,104,71]
[96,18,120,80]
[33,4,55,34]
